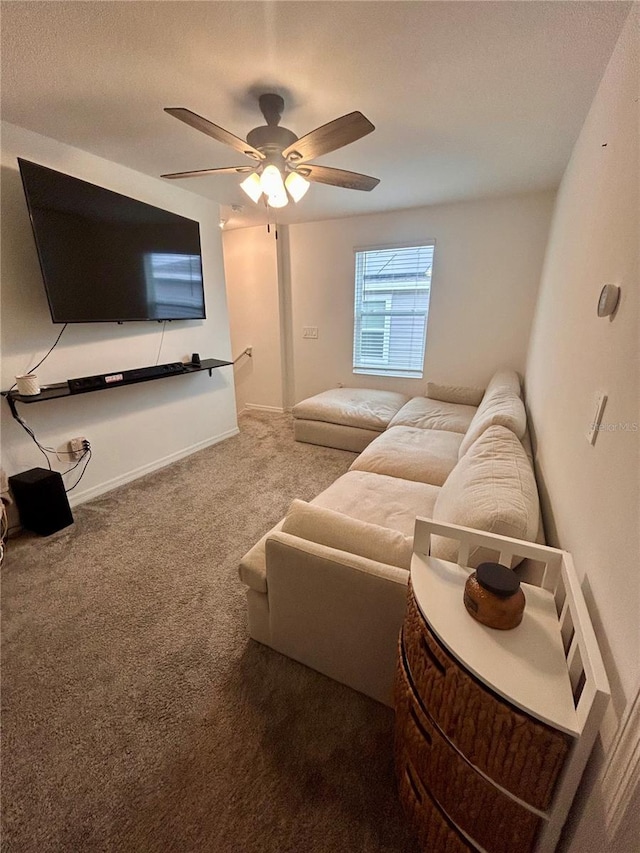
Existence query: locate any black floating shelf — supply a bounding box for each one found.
[2,358,232,411]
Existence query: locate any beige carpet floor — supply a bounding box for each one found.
[1,412,420,853]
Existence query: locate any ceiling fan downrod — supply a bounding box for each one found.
[258,93,285,126]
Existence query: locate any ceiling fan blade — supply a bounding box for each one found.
[283,112,375,163]
[160,166,255,180]
[297,164,380,191]
[164,108,264,160]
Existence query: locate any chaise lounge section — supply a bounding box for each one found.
[239,369,541,705]
[291,387,411,452]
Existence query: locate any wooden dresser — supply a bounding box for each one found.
[395,520,610,853]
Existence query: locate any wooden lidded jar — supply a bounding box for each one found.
[463,562,525,630]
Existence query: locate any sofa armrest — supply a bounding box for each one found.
[264,531,409,705]
[282,499,413,569]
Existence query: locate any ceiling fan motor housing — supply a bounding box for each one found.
[246,125,298,157]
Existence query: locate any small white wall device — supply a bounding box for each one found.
[597,284,620,317]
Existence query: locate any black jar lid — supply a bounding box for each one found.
[476,563,521,598]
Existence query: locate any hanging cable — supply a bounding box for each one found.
[155,320,167,365]
[64,448,92,493]
[11,411,53,469]
[10,323,68,392]
[9,407,93,486]
[62,443,91,477]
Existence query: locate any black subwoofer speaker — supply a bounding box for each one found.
[8,468,74,536]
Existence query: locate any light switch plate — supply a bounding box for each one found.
[303,326,318,339]
[587,394,608,445]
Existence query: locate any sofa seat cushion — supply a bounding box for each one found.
[292,388,410,432]
[388,396,477,434]
[431,425,540,567]
[312,470,440,537]
[349,426,463,487]
[281,499,413,569]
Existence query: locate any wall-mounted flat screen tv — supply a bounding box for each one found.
[18,158,206,323]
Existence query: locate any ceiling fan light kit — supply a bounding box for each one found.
[161,93,380,210]
[284,171,310,202]
[267,189,288,209]
[239,172,263,204]
[259,164,285,197]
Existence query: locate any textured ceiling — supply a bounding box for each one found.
[0,1,630,229]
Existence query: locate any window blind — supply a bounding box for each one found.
[352,243,434,378]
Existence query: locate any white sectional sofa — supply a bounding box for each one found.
[239,370,542,706]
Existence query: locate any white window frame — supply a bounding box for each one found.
[352,241,434,379]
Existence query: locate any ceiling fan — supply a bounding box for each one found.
[161,93,380,209]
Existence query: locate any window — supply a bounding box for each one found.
[353,243,434,378]
[144,252,203,318]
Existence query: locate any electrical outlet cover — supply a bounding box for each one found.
[69,437,87,459]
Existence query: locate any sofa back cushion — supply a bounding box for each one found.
[282,499,414,570]
[388,396,477,434]
[458,373,526,458]
[485,369,522,399]
[426,382,485,407]
[431,425,540,567]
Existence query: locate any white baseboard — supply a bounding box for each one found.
[67,427,240,508]
[243,404,285,414]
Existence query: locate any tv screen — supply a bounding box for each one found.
[17,158,206,323]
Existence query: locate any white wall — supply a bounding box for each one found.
[287,191,556,401]
[222,225,282,413]
[1,122,238,506]
[525,9,639,850]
